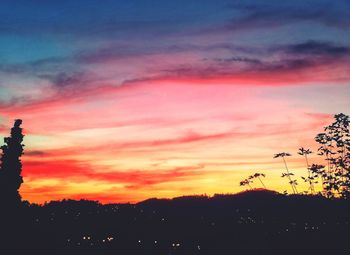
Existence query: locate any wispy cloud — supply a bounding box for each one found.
[225,1,350,31]
[23,159,205,187]
[1,0,349,203]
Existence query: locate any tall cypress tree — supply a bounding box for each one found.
[0,119,24,206]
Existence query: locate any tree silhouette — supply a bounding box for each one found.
[240,173,266,190]
[0,119,24,206]
[311,113,350,198]
[298,147,315,194]
[252,173,266,189]
[239,178,253,190]
[274,152,298,194]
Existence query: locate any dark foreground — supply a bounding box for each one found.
[1,190,350,254]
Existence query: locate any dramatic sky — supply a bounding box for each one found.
[0,0,349,204]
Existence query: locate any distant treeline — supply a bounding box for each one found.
[1,190,350,254]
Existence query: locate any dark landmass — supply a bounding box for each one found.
[1,190,349,254]
[1,114,349,254]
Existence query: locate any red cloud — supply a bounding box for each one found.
[22,159,204,186]
[20,159,207,203]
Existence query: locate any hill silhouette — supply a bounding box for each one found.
[0,114,349,254]
[1,190,350,254]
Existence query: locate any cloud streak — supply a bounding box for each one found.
[0,0,349,203]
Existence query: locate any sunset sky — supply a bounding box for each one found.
[0,0,349,204]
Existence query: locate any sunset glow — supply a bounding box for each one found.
[0,0,349,203]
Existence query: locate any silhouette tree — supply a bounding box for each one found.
[274,152,298,194]
[308,163,324,194]
[252,173,266,189]
[298,147,315,193]
[311,113,350,198]
[239,178,253,190]
[0,119,25,207]
[240,173,266,190]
